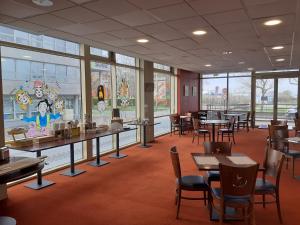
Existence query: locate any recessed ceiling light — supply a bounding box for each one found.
[238,61,245,65]
[223,51,232,55]
[264,19,282,26]
[272,46,284,50]
[23,55,32,59]
[276,58,285,62]
[137,39,149,43]
[205,64,212,67]
[193,30,207,36]
[32,0,53,7]
[247,67,254,71]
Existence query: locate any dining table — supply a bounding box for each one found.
[179,115,189,135]
[201,120,228,142]
[191,152,262,221]
[223,113,246,131]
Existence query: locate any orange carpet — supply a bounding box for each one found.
[1,129,300,225]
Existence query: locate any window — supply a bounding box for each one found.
[0,25,80,55]
[154,72,171,117]
[90,47,109,58]
[1,46,82,171]
[154,63,171,71]
[228,76,251,111]
[115,54,135,66]
[201,77,227,110]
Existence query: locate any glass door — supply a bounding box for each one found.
[277,78,298,126]
[255,78,274,126]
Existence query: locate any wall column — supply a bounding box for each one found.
[0,49,4,146]
[140,60,154,142]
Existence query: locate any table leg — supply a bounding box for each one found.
[0,217,16,225]
[212,124,215,142]
[25,150,55,190]
[61,143,86,177]
[89,137,110,167]
[109,133,127,159]
[140,124,151,148]
[237,116,240,131]
[180,118,184,135]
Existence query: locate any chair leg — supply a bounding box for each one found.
[221,133,224,141]
[175,189,178,205]
[232,133,236,144]
[262,195,266,208]
[276,191,283,224]
[292,157,295,178]
[192,133,195,143]
[203,191,207,206]
[176,189,182,219]
[219,203,224,224]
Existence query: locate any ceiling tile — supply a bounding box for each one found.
[15,0,75,12]
[69,0,94,4]
[85,32,120,42]
[149,3,197,21]
[128,0,183,9]
[8,20,48,33]
[122,45,160,54]
[112,10,158,26]
[167,38,199,50]
[52,6,104,23]
[25,14,73,29]
[204,9,249,26]
[136,23,185,41]
[0,14,17,23]
[265,45,292,56]
[246,0,297,19]
[108,29,144,38]
[259,33,293,46]
[187,0,242,15]
[83,0,138,17]
[215,21,255,36]
[0,0,44,18]
[167,16,209,33]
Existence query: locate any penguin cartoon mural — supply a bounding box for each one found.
[97,85,106,112]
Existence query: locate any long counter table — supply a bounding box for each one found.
[6,127,136,190]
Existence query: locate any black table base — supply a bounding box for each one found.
[140,144,151,148]
[25,179,55,190]
[109,153,127,159]
[89,160,110,167]
[0,217,16,225]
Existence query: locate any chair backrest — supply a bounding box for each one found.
[185,112,192,122]
[271,120,288,126]
[228,117,236,131]
[246,112,250,121]
[268,125,289,151]
[203,142,232,154]
[263,146,285,187]
[220,163,259,197]
[170,147,182,182]
[170,114,179,124]
[192,118,200,130]
[217,111,222,120]
[294,118,300,131]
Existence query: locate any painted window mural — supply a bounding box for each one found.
[1,46,82,170]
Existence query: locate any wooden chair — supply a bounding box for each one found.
[255,146,285,224]
[237,112,250,132]
[217,117,236,144]
[170,147,208,219]
[183,112,194,132]
[203,142,232,186]
[294,118,300,137]
[271,120,288,126]
[268,125,300,178]
[210,163,259,224]
[170,114,180,135]
[192,118,210,144]
[198,110,208,121]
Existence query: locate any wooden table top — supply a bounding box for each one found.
[191,153,262,171]
[285,137,300,144]
[0,157,43,176]
[6,127,136,152]
[223,113,246,117]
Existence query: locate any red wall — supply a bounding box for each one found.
[177,69,200,115]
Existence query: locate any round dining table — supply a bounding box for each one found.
[202,120,228,142]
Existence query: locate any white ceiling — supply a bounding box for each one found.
[1,0,300,73]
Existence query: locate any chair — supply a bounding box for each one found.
[210,163,259,224]
[183,112,194,132]
[170,147,208,219]
[255,147,285,224]
[271,120,288,126]
[203,142,232,186]
[170,114,180,135]
[217,117,236,144]
[237,112,250,132]
[294,118,300,137]
[192,118,210,144]
[198,110,208,121]
[268,125,300,178]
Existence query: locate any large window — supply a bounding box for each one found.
[228,76,251,111]
[0,26,79,55]
[1,46,82,171]
[154,72,171,117]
